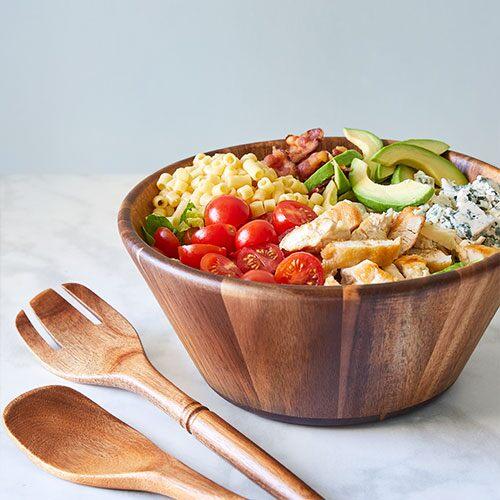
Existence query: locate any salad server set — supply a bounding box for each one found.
[4,283,321,499]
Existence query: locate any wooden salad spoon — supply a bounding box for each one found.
[15,283,321,500]
[3,385,241,498]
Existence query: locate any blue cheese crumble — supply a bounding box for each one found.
[423,176,500,245]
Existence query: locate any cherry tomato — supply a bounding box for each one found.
[153,227,180,258]
[235,220,278,250]
[272,201,317,235]
[191,223,236,251]
[236,243,284,273]
[181,227,199,245]
[274,252,324,285]
[205,195,250,228]
[200,253,242,278]
[259,212,275,224]
[242,270,275,283]
[178,244,226,269]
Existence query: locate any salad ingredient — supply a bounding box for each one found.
[235,220,278,250]
[456,243,499,264]
[331,149,362,167]
[383,263,405,280]
[153,227,180,258]
[434,262,467,274]
[408,248,453,272]
[286,128,324,162]
[178,244,226,268]
[394,255,430,279]
[391,165,416,184]
[340,259,395,285]
[304,161,334,192]
[388,207,425,254]
[236,243,284,273]
[275,252,325,285]
[200,253,242,277]
[334,163,351,195]
[205,195,250,228]
[191,223,236,251]
[297,150,329,181]
[343,128,383,159]
[321,238,402,269]
[272,201,317,235]
[322,180,338,208]
[371,143,468,186]
[419,223,461,251]
[242,269,276,283]
[350,159,434,212]
[401,139,449,155]
[182,227,201,244]
[263,147,298,177]
[351,212,393,241]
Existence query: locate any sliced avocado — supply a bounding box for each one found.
[433,262,466,274]
[332,149,362,166]
[391,165,416,184]
[338,190,357,201]
[372,162,395,182]
[402,139,449,156]
[343,128,383,159]
[333,163,351,195]
[322,179,338,208]
[371,143,468,186]
[304,161,334,192]
[349,159,434,212]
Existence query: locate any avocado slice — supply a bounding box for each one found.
[343,128,383,159]
[349,159,434,212]
[391,165,416,184]
[332,149,362,166]
[322,179,338,208]
[333,163,351,195]
[338,190,357,201]
[402,139,449,156]
[304,161,334,192]
[371,143,468,186]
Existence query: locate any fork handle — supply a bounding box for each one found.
[117,359,322,500]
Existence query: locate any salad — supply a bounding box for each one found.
[142,128,500,286]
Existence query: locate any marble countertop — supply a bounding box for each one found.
[1,174,499,500]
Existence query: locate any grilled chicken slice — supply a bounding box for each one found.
[408,248,453,272]
[321,238,401,268]
[324,275,341,286]
[388,207,425,255]
[382,263,405,281]
[279,217,350,253]
[419,223,461,252]
[456,243,500,264]
[394,255,430,279]
[341,259,395,285]
[326,201,364,232]
[351,212,394,240]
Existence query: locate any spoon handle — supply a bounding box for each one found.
[117,358,322,500]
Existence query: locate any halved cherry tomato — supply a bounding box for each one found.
[181,227,199,245]
[242,269,275,283]
[235,220,278,250]
[178,244,226,269]
[154,227,180,258]
[200,253,242,277]
[191,223,236,251]
[205,195,250,228]
[272,200,317,235]
[274,252,324,285]
[236,243,284,273]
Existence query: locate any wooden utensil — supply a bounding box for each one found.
[3,385,241,498]
[15,283,321,500]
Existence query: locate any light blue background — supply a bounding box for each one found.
[1,0,499,174]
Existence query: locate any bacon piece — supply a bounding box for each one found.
[262,147,298,177]
[297,150,329,181]
[285,128,324,162]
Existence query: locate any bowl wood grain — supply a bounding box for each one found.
[119,137,500,425]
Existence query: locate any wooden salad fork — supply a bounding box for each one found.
[15,283,321,500]
[3,385,241,499]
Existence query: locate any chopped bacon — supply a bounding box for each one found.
[297,150,330,181]
[262,147,298,177]
[285,128,324,162]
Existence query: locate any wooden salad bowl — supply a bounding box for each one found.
[118,137,500,425]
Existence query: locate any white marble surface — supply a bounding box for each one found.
[1,174,499,500]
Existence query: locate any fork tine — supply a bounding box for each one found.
[15,310,56,363]
[62,283,137,336]
[30,288,95,345]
